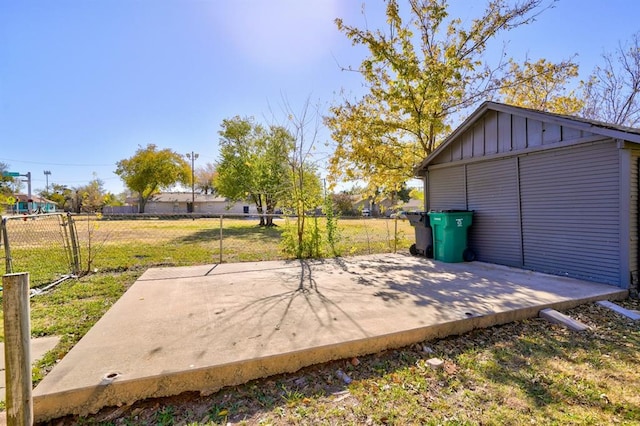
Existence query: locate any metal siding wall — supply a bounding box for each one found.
[462,131,473,158]
[473,123,484,156]
[428,166,467,211]
[542,122,561,144]
[527,119,543,147]
[630,151,639,290]
[467,158,522,266]
[520,142,620,284]
[498,112,512,153]
[426,110,602,167]
[485,110,499,154]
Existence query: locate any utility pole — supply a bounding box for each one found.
[25,172,32,213]
[43,170,51,195]
[185,151,199,213]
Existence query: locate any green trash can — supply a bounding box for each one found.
[427,210,475,263]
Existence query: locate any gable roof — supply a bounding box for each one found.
[13,194,56,204]
[416,101,640,174]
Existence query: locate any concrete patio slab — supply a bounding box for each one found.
[32,254,628,422]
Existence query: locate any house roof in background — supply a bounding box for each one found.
[149,192,228,203]
[13,194,56,203]
[402,198,423,211]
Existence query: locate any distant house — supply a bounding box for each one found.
[127,192,258,215]
[399,197,423,212]
[353,195,423,216]
[9,194,57,214]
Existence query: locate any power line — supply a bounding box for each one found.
[0,158,115,167]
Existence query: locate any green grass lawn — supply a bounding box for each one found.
[1,216,414,285]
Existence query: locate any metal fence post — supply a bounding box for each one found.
[3,272,33,426]
[219,214,223,264]
[394,216,398,253]
[67,213,81,274]
[2,217,13,273]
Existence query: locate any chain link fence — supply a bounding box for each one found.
[2,213,415,286]
[1,213,80,289]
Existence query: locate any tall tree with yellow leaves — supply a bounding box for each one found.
[500,58,583,114]
[326,0,567,194]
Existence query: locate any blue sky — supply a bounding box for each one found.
[1,0,639,195]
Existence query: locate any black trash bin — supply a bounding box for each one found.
[406,212,433,258]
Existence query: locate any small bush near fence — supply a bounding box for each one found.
[1,213,414,288]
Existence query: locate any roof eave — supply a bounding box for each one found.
[415,101,640,176]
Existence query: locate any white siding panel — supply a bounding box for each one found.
[428,166,467,211]
[467,158,522,266]
[520,141,620,284]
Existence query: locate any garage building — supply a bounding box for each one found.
[416,101,640,293]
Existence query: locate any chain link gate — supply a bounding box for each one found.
[1,213,80,291]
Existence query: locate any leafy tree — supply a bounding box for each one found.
[0,162,16,212]
[390,184,411,203]
[500,58,583,114]
[279,163,324,257]
[214,117,292,226]
[258,125,295,226]
[582,32,640,127]
[196,162,217,195]
[281,97,325,256]
[0,162,14,196]
[0,193,16,213]
[47,184,72,211]
[214,117,257,204]
[409,187,425,204]
[0,162,24,195]
[279,165,323,213]
[327,0,557,194]
[74,177,107,213]
[331,192,357,216]
[115,144,190,213]
[102,192,125,207]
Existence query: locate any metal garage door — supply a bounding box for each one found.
[630,152,640,288]
[519,142,620,284]
[467,158,522,266]
[428,165,466,211]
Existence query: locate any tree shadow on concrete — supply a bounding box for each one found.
[218,258,371,344]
